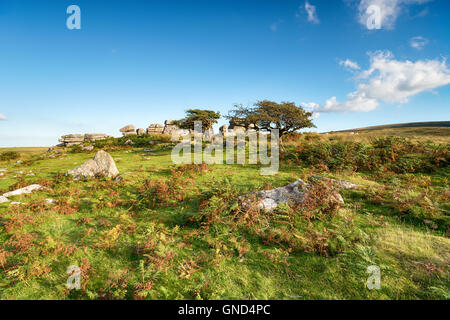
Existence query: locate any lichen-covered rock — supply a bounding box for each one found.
[66,150,119,180]
[66,159,98,179]
[58,134,84,146]
[136,128,146,135]
[162,120,180,135]
[120,125,135,133]
[59,134,84,141]
[84,133,110,142]
[3,184,44,198]
[147,124,164,134]
[93,150,119,177]
[240,179,310,212]
[240,176,351,212]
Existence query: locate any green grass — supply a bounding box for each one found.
[0,135,448,300]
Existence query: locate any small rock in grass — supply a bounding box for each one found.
[3,184,44,198]
[45,198,56,204]
[10,202,24,206]
[0,196,9,203]
[82,145,94,152]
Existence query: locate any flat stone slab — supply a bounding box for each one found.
[120,125,135,132]
[3,184,44,198]
[61,134,84,139]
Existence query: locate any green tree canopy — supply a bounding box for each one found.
[175,109,221,131]
[227,100,316,136]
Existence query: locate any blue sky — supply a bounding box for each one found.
[0,0,449,147]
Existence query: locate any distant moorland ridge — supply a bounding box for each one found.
[329,121,450,133]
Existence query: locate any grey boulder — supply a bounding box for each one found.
[241,179,320,212]
[240,176,357,212]
[66,150,119,180]
[84,133,110,142]
[120,125,135,133]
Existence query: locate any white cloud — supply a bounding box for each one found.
[305,51,450,112]
[302,104,322,118]
[357,0,432,29]
[410,36,428,50]
[305,1,320,24]
[310,93,379,113]
[0,114,7,120]
[339,59,361,70]
[303,102,321,110]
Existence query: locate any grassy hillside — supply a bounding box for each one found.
[324,122,450,144]
[332,121,450,132]
[0,133,448,300]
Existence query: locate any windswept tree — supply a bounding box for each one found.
[227,100,316,137]
[175,109,221,132]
